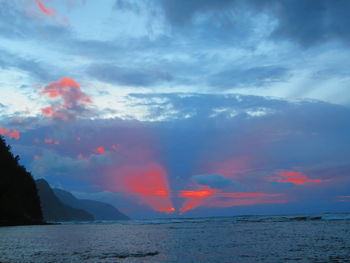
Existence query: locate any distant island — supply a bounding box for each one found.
[0,136,128,226]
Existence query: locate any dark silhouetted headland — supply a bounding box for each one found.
[0,136,44,226]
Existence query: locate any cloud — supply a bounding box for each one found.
[87,63,173,87]
[209,66,290,89]
[204,192,286,208]
[8,130,20,140]
[0,126,10,135]
[0,126,20,140]
[123,0,350,47]
[192,174,235,189]
[30,149,89,177]
[0,1,70,39]
[0,48,58,81]
[269,0,350,47]
[6,93,350,216]
[35,0,56,17]
[270,171,322,185]
[40,77,93,120]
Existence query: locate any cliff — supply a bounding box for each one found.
[0,136,43,226]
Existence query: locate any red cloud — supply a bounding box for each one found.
[41,77,92,121]
[270,171,321,185]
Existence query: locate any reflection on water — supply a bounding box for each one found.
[0,214,350,263]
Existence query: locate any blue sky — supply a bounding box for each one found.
[0,0,349,218]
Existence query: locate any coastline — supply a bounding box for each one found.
[0,221,56,227]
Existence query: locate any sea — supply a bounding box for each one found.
[0,213,349,263]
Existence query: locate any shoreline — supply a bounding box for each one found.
[0,221,56,227]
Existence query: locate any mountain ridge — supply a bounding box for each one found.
[53,188,129,220]
[36,179,94,222]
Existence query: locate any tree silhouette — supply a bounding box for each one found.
[0,136,43,225]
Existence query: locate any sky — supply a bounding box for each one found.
[0,0,349,218]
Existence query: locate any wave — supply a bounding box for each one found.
[58,213,350,225]
[133,213,350,224]
[233,213,350,223]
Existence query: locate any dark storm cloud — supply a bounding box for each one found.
[117,0,350,47]
[269,0,350,47]
[87,63,173,87]
[209,66,290,89]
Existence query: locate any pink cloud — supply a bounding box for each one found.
[35,0,56,17]
[41,77,92,121]
[270,171,321,185]
[44,138,53,143]
[0,126,10,135]
[8,130,20,140]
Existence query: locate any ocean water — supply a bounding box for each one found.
[0,213,350,263]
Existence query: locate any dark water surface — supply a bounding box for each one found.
[1,214,350,263]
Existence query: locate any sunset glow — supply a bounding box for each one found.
[97,146,105,155]
[112,163,175,214]
[179,186,218,214]
[1,0,349,218]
